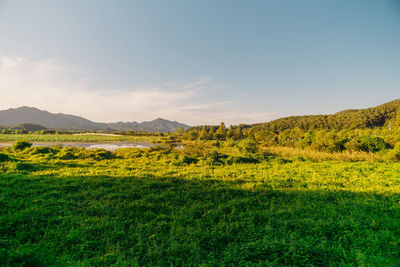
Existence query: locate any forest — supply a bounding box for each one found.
[182,100,400,159]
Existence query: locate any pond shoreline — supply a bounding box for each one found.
[0,141,156,151]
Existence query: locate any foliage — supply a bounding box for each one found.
[58,149,79,160]
[182,100,400,157]
[237,139,259,154]
[255,99,400,132]
[12,141,32,150]
[346,136,391,153]
[387,143,400,161]
[202,150,228,166]
[213,122,227,140]
[0,153,11,162]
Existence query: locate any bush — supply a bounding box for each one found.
[12,141,32,150]
[344,139,362,152]
[237,139,258,154]
[81,149,114,161]
[346,136,390,153]
[173,155,199,165]
[14,162,37,172]
[0,153,11,162]
[224,140,237,148]
[225,155,260,165]
[28,147,53,155]
[182,143,206,157]
[202,151,228,166]
[58,151,78,160]
[211,141,221,148]
[387,143,400,161]
[114,148,144,159]
[358,136,390,152]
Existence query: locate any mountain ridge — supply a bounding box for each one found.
[0,107,191,132]
[254,99,400,132]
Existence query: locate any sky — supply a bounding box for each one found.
[0,0,399,126]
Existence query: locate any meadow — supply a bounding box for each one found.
[1,141,400,266]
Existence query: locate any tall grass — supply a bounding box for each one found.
[262,146,381,162]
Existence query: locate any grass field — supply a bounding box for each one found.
[0,134,161,143]
[1,143,400,266]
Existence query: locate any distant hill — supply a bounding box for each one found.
[0,107,107,131]
[11,123,47,132]
[0,107,191,132]
[254,99,400,132]
[108,118,190,133]
[138,118,189,132]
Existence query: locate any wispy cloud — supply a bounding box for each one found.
[0,55,276,125]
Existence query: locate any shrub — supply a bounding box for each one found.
[211,141,221,148]
[0,153,11,162]
[56,148,79,160]
[224,140,236,148]
[387,143,400,161]
[114,148,144,159]
[12,141,32,150]
[28,147,53,155]
[275,158,293,164]
[182,143,206,157]
[149,145,173,153]
[58,151,78,160]
[344,139,362,152]
[358,136,390,152]
[225,155,260,165]
[81,149,114,161]
[14,162,37,172]
[237,139,259,154]
[345,136,390,152]
[174,155,199,165]
[202,151,228,166]
[310,133,346,152]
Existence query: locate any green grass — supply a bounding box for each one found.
[0,134,161,143]
[1,145,400,266]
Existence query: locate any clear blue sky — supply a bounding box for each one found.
[0,0,399,125]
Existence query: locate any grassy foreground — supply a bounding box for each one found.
[1,144,400,266]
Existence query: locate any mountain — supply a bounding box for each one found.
[0,107,108,131]
[254,99,400,132]
[0,107,191,132]
[137,118,189,132]
[10,123,48,132]
[108,118,190,132]
[107,121,140,131]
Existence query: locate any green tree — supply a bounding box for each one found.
[176,127,184,136]
[208,126,215,140]
[395,110,400,128]
[226,125,234,139]
[214,122,227,140]
[199,126,208,140]
[237,139,259,154]
[246,128,255,139]
[188,130,199,140]
[234,127,243,140]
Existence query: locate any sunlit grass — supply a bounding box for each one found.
[1,144,400,265]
